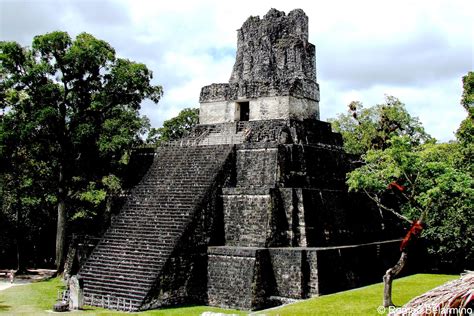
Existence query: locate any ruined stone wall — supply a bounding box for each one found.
[236,146,279,187]
[199,95,319,124]
[207,247,259,309]
[198,100,236,124]
[223,192,272,247]
[313,240,401,294]
[268,248,306,299]
[229,9,316,90]
[199,8,320,124]
[268,241,401,299]
[199,80,319,103]
[207,247,276,310]
[236,119,343,146]
[207,241,401,311]
[219,140,402,250]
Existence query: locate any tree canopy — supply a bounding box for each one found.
[347,136,473,269]
[457,71,473,173]
[0,31,162,270]
[328,96,432,155]
[147,107,199,144]
[336,78,474,271]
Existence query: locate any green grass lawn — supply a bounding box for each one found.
[0,274,457,315]
[0,278,243,316]
[258,273,458,316]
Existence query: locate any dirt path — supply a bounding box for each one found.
[0,268,56,292]
[0,280,29,291]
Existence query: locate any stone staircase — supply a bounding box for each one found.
[198,130,245,145]
[79,145,233,311]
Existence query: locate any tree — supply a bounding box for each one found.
[347,137,473,306]
[334,87,473,307]
[147,107,198,144]
[457,71,473,174]
[1,75,57,271]
[329,96,431,155]
[0,32,162,271]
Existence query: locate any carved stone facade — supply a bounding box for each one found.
[79,8,404,312]
[199,9,319,124]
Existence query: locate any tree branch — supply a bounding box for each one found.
[363,189,412,224]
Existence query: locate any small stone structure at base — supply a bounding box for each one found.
[53,302,69,312]
[68,275,84,310]
[78,8,404,312]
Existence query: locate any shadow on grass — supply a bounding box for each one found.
[0,300,11,312]
[157,303,200,310]
[80,306,97,311]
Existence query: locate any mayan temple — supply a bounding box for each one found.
[77,8,402,311]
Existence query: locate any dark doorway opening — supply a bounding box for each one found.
[239,102,250,121]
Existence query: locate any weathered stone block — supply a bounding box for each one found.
[68,275,83,310]
[53,302,69,312]
[223,193,272,246]
[207,247,274,310]
[268,248,305,299]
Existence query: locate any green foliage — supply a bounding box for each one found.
[456,72,474,174]
[460,71,474,112]
[333,90,473,269]
[329,96,431,155]
[347,136,473,269]
[147,107,199,144]
[0,31,162,265]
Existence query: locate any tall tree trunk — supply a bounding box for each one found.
[383,250,408,307]
[55,163,66,273]
[15,207,26,273]
[104,194,113,226]
[55,98,68,274]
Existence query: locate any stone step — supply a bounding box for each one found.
[81,273,155,290]
[82,264,161,277]
[94,239,173,248]
[104,229,183,239]
[84,293,141,311]
[82,269,157,281]
[81,144,233,310]
[87,250,170,264]
[83,257,163,272]
[107,222,186,231]
[81,263,162,277]
[83,282,147,299]
[96,243,174,254]
[122,204,196,211]
[117,211,192,218]
[109,222,188,231]
[92,241,174,253]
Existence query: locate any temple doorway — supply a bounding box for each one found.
[238,102,250,121]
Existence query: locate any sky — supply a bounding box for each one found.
[1,0,473,142]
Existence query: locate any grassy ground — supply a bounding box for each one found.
[257,273,458,316]
[0,274,457,315]
[0,278,244,315]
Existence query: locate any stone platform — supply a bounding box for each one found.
[208,240,401,310]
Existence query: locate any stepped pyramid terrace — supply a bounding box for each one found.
[75,8,404,311]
